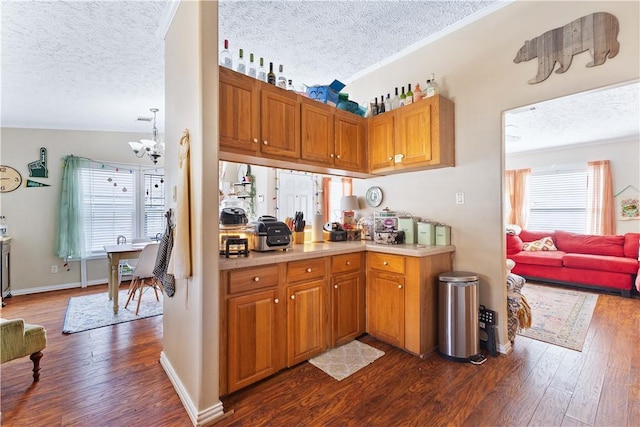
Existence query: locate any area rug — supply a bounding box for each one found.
[518,283,598,351]
[309,340,384,381]
[62,289,163,334]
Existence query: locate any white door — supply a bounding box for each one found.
[277,171,314,222]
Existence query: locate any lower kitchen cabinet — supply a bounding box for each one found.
[286,279,326,366]
[366,251,452,357]
[227,288,283,393]
[331,252,365,346]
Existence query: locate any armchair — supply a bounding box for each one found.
[1,318,47,381]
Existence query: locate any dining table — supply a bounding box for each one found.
[103,243,149,314]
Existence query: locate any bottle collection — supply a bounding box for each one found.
[220,39,297,91]
[370,74,439,116]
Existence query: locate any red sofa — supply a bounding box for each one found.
[507,229,640,298]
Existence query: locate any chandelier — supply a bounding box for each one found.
[129,108,164,164]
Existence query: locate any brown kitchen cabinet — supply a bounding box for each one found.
[220,264,285,395]
[369,95,455,175]
[260,84,301,159]
[301,99,367,173]
[219,66,260,155]
[366,251,452,357]
[285,257,328,367]
[331,252,365,346]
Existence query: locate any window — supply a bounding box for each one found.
[80,163,164,256]
[527,163,587,234]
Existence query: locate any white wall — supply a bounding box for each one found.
[0,127,160,293]
[346,0,640,347]
[507,138,640,235]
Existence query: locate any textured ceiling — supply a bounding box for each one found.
[505,82,640,154]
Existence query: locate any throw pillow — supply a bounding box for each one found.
[522,236,557,252]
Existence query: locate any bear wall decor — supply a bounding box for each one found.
[514,12,619,84]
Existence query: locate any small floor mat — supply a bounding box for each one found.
[309,340,384,381]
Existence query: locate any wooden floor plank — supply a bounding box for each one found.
[528,386,572,427]
[594,365,629,427]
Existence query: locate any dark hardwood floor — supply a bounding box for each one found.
[1,284,638,427]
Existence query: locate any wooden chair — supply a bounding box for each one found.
[0,318,47,381]
[124,242,162,315]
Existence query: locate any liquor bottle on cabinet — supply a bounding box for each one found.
[236,48,247,74]
[413,83,422,102]
[405,84,413,105]
[247,53,257,78]
[257,57,267,82]
[384,93,391,112]
[399,86,406,107]
[379,94,386,114]
[220,39,232,69]
[267,62,276,85]
[390,87,400,110]
[277,64,287,89]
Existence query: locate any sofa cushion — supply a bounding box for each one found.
[555,230,624,257]
[623,233,640,259]
[563,253,639,274]
[520,230,555,243]
[510,250,566,267]
[522,236,557,252]
[506,234,523,255]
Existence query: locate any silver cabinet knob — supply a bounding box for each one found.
[383,261,388,266]
[334,284,338,289]
[306,268,312,273]
[274,298,279,304]
[346,261,351,266]
[290,294,296,300]
[253,276,260,282]
[253,138,258,143]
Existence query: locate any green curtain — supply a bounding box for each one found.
[55,155,87,259]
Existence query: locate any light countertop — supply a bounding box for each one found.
[219,240,455,270]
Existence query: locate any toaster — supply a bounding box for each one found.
[248,216,292,251]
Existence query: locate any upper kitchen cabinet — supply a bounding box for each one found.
[219,67,260,155]
[260,84,301,160]
[369,95,455,175]
[301,98,367,173]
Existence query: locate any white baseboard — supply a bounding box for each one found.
[159,351,225,426]
[499,340,513,355]
[9,279,107,296]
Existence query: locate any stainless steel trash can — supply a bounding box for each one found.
[438,271,479,362]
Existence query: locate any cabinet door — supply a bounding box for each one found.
[395,100,434,167]
[260,86,301,159]
[332,271,364,346]
[367,270,405,347]
[227,289,281,393]
[219,68,259,154]
[334,110,366,172]
[368,113,395,172]
[301,100,334,166]
[287,279,326,366]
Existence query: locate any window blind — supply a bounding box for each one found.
[527,164,587,233]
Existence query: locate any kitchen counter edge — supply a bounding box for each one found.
[219,241,455,270]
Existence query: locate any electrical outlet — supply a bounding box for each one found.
[456,192,465,204]
[51,265,59,274]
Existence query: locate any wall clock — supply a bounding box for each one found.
[0,165,22,193]
[365,186,383,207]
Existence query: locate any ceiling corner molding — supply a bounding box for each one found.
[157,0,181,40]
[344,0,516,85]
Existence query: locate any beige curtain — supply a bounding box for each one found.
[587,160,615,235]
[505,168,530,228]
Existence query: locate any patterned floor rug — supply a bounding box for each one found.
[518,283,598,351]
[309,340,384,381]
[62,289,163,334]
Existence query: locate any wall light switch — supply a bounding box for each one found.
[456,192,465,204]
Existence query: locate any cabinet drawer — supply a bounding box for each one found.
[228,264,279,294]
[287,258,326,283]
[367,252,405,275]
[332,252,362,274]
